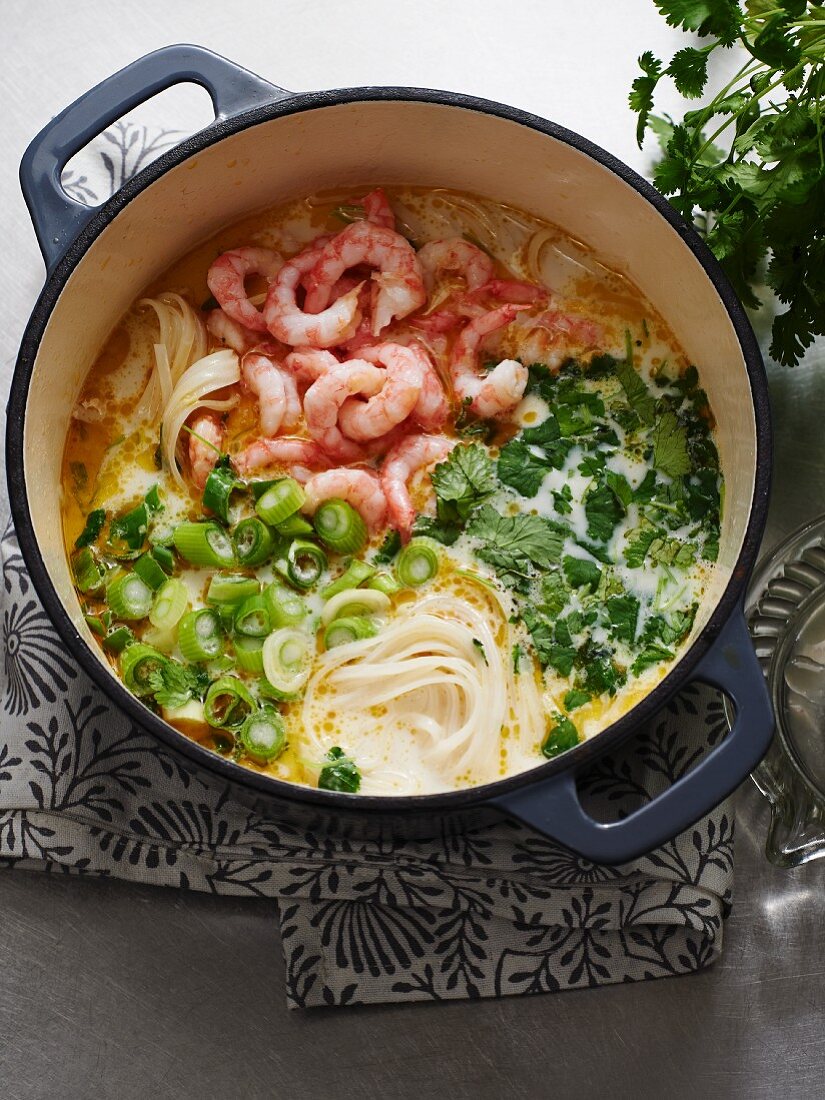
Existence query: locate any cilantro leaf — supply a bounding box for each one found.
[468,505,568,588]
[616,337,656,425]
[606,595,640,644]
[373,530,401,564]
[653,411,691,478]
[147,661,208,710]
[667,45,710,99]
[497,439,550,497]
[318,746,361,793]
[431,443,496,521]
[522,609,576,674]
[539,571,570,616]
[75,509,106,549]
[542,714,580,759]
[563,689,592,712]
[563,555,602,591]
[624,525,659,569]
[411,515,461,546]
[585,480,626,543]
[631,642,674,676]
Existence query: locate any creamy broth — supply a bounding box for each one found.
[62,186,721,795]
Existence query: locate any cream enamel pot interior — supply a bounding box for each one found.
[7,45,774,863]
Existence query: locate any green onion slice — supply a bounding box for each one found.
[207,573,259,607]
[367,570,402,595]
[72,547,104,594]
[323,615,378,649]
[150,544,176,574]
[202,460,241,524]
[106,573,153,620]
[234,635,265,674]
[103,626,134,654]
[262,583,306,628]
[262,628,312,694]
[320,559,376,599]
[396,538,440,587]
[149,577,189,631]
[75,509,106,549]
[121,643,166,696]
[178,608,224,662]
[204,675,256,729]
[173,522,235,568]
[238,706,287,763]
[275,514,314,538]
[256,478,305,526]
[283,539,327,590]
[313,498,367,555]
[321,588,391,626]
[232,517,275,567]
[133,553,168,591]
[233,593,272,638]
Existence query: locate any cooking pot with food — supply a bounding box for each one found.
[7,45,773,862]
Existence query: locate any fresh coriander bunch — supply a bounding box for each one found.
[630,0,825,365]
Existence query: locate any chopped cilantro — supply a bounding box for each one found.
[468,505,567,590]
[631,643,674,677]
[585,479,626,543]
[147,660,208,710]
[563,689,592,712]
[431,443,496,522]
[563,555,602,591]
[373,530,402,564]
[616,331,656,425]
[606,469,633,508]
[605,595,640,644]
[653,411,691,478]
[472,638,488,664]
[318,746,361,793]
[542,715,580,758]
[497,439,550,497]
[75,509,106,550]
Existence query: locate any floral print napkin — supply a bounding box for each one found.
[0,121,734,1008]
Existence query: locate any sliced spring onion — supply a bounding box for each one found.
[72,547,104,594]
[256,478,305,526]
[84,613,108,637]
[395,538,440,587]
[320,559,376,599]
[150,544,176,573]
[149,577,189,631]
[283,539,327,590]
[103,626,134,654]
[262,628,312,694]
[232,517,275,567]
[107,502,149,556]
[367,570,402,596]
[262,583,306,628]
[275,514,314,538]
[313,498,367,555]
[250,478,279,501]
[178,608,224,662]
[145,484,162,513]
[203,675,255,729]
[121,643,166,695]
[323,615,378,649]
[106,573,153,620]
[203,461,241,524]
[233,593,272,638]
[321,588,391,626]
[238,706,287,763]
[234,635,265,674]
[173,522,235,567]
[206,573,259,606]
[75,508,106,549]
[133,553,168,591]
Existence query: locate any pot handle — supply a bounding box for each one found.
[490,608,774,864]
[19,44,289,271]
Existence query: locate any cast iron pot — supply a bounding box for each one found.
[7,45,774,863]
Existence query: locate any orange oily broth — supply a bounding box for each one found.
[61,184,715,789]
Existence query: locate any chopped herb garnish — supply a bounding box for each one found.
[542,715,580,758]
[75,509,106,549]
[318,746,361,793]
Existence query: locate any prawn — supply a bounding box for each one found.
[302,359,385,461]
[188,410,223,490]
[360,187,395,229]
[207,247,283,333]
[356,341,449,433]
[283,347,340,386]
[301,468,388,532]
[206,309,261,356]
[467,279,547,304]
[337,344,424,442]
[514,309,603,369]
[232,438,331,481]
[302,221,426,335]
[450,304,531,418]
[241,346,301,437]
[416,238,494,294]
[381,434,455,541]
[264,239,362,349]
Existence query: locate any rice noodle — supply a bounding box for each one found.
[301,580,544,792]
[136,293,208,422]
[161,349,240,487]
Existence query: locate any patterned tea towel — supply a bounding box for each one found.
[0,119,735,1009]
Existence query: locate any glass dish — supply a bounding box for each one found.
[744,515,825,866]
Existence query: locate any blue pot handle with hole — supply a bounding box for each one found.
[19,44,290,272]
[491,608,775,864]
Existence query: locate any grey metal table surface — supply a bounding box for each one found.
[3,3,825,1098]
